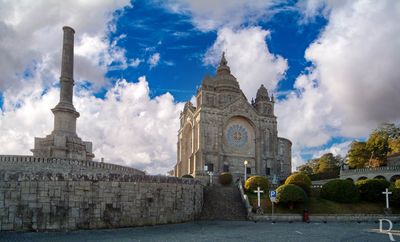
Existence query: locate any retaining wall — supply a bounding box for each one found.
[0,171,203,231]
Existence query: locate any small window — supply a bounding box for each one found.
[223,164,229,172]
[246,167,251,174]
[205,163,214,172]
[265,167,270,175]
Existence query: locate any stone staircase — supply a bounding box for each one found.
[198,185,247,220]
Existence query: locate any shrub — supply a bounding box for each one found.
[181,174,193,178]
[395,179,400,189]
[276,184,308,208]
[219,172,232,186]
[309,171,339,181]
[355,178,390,202]
[389,184,400,207]
[285,173,312,195]
[244,176,269,192]
[320,179,359,203]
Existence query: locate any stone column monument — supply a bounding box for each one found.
[31,26,94,161]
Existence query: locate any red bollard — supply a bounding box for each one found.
[303,208,309,223]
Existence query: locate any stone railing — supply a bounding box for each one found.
[341,166,400,175]
[0,155,145,176]
[237,178,252,218]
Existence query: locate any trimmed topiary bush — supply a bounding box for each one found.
[219,172,232,186]
[355,178,390,202]
[181,174,193,178]
[395,179,400,189]
[244,176,269,192]
[276,184,308,208]
[285,173,312,195]
[321,179,359,203]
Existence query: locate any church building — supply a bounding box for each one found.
[173,53,292,181]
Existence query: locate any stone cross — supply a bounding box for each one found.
[382,188,392,209]
[208,172,213,185]
[254,186,264,208]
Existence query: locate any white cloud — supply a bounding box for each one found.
[0,76,183,175]
[277,0,400,167]
[148,52,161,68]
[204,27,288,99]
[0,0,132,94]
[162,0,281,31]
[312,141,352,159]
[129,58,142,67]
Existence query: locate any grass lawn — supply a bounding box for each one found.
[246,192,400,214]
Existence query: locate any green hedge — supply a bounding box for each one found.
[321,179,359,203]
[309,171,339,181]
[285,173,312,195]
[244,176,269,193]
[219,172,232,186]
[355,178,390,202]
[389,184,400,207]
[276,184,308,207]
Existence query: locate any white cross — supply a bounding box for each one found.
[254,186,264,208]
[382,188,392,209]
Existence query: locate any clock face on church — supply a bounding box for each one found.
[226,124,249,148]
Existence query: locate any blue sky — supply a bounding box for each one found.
[0,0,399,174]
[106,1,327,102]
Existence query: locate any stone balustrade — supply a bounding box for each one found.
[0,155,145,176]
[341,166,400,174]
[340,166,400,181]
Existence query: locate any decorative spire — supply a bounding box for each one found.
[217,52,231,75]
[220,51,227,66]
[255,84,270,102]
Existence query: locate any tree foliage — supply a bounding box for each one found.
[345,123,400,169]
[297,153,341,180]
[366,130,390,166]
[297,164,313,176]
[317,153,341,173]
[347,141,370,169]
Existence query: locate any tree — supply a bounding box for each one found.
[389,138,400,155]
[366,130,390,166]
[376,123,400,156]
[297,164,313,175]
[378,123,400,139]
[346,141,370,169]
[317,153,341,173]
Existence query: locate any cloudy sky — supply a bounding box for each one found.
[0,0,399,174]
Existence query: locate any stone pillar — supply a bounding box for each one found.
[60,26,75,105]
[52,26,79,136]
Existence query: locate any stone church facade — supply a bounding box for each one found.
[173,53,291,181]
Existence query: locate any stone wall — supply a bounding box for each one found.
[0,155,145,176]
[0,171,203,231]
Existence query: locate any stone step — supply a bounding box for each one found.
[198,185,247,221]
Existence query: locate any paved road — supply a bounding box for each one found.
[0,221,398,242]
